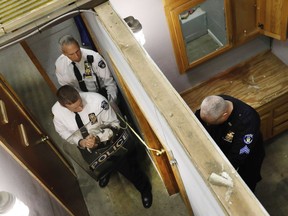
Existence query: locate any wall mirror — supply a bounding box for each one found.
[164,0,232,73]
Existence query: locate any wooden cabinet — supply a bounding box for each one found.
[258,110,272,141]
[271,95,288,135]
[231,0,288,45]
[163,0,233,72]
[257,0,288,40]
[181,51,288,141]
[257,93,288,140]
[230,0,259,45]
[164,0,288,72]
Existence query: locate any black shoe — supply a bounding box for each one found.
[98,174,110,188]
[141,190,153,208]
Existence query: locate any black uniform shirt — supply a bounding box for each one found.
[195,95,262,169]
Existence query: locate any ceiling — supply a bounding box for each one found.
[0,0,107,48]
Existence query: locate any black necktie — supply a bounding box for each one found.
[74,112,89,138]
[72,62,88,92]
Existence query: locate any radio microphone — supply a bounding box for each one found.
[87,55,94,64]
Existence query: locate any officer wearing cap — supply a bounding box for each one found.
[195,95,265,192]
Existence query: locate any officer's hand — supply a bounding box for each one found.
[86,135,100,149]
[79,135,100,149]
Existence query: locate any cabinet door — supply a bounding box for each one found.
[259,111,273,141]
[257,0,288,40]
[0,76,89,216]
[230,0,259,45]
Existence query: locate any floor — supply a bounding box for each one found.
[255,132,288,216]
[0,49,189,216]
[186,33,221,63]
[0,48,189,216]
[72,128,288,216]
[73,145,189,216]
[68,122,287,216]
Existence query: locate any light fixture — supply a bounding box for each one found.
[124,16,146,45]
[0,191,29,216]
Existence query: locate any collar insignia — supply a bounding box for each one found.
[224,131,234,143]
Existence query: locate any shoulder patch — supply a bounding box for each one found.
[101,100,109,110]
[243,134,253,145]
[98,60,106,69]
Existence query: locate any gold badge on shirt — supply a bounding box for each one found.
[224,131,235,143]
[84,62,93,78]
[89,113,97,124]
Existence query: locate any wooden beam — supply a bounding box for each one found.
[81,11,188,198]
[108,54,180,193]
[94,2,269,215]
[108,53,194,215]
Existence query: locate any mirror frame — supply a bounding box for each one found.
[163,0,233,73]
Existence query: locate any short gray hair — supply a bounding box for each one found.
[58,35,79,48]
[200,95,227,121]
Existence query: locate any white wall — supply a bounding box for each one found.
[0,144,70,216]
[25,18,83,89]
[109,0,270,92]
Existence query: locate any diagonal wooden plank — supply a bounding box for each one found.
[94,2,269,215]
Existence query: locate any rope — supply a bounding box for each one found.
[116,113,165,156]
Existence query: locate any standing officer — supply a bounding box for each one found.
[195,95,265,192]
[55,35,118,102]
[52,85,153,208]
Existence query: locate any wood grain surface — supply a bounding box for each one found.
[181,51,288,112]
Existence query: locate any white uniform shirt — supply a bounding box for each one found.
[52,92,119,145]
[55,48,118,101]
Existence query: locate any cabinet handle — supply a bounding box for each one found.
[0,100,9,124]
[18,123,29,147]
